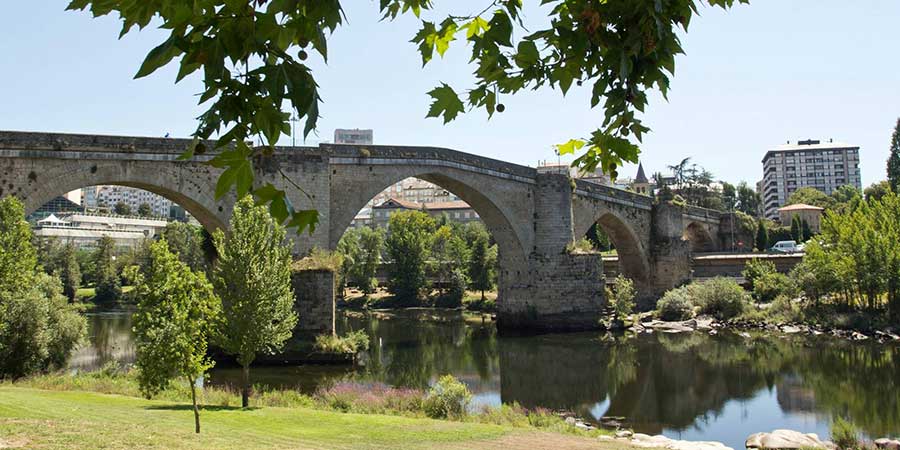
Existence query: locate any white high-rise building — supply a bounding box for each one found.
[760,139,861,221]
[334,128,373,145]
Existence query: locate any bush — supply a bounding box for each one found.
[566,237,595,254]
[742,258,776,291]
[689,277,749,320]
[831,417,860,450]
[423,375,471,420]
[656,287,694,321]
[608,275,635,318]
[767,295,801,323]
[314,330,370,354]
[0,273,87,379]
[463,295,496,313]
[753,272,797,303]
[434,269,466,308]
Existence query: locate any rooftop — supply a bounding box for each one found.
[778,203,825,212]
[763,139,858,161]
[374,198,472,211]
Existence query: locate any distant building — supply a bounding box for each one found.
[761,139,861,221]
[27,195,82,222]
[631,163,650,195]
[536,161,612,186]
[778,203,824,233]
[371,198,479,228]
[82,186,173,218]
[334,128,373,145]
[32,213,169,248]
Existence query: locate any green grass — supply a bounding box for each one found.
[0,387,632,450]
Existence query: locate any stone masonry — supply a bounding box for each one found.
[0,130,729,332]
[291,269,336,336]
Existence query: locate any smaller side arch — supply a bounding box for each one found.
[683,221,716,253]
[594,212,651,283]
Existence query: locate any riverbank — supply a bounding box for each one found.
[0,387,646,450]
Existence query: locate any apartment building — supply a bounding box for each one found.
[334,128,374,145]
[82,186,173,218]
[760,139,861,221]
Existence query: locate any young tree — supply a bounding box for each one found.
[864,181,891,202]
[468,233,496,301]
[386,211,436,304]
[888,118,900,193]
[162,222,209,273]
[736,182,761,217]
[59,243,81,301]
[430,224,470,297]
[69,1,748,234]
[212,196,297,408]
[137,202,152,217]
[800,219,812,243]
[356,226,385,294]
[755,221,768,252]
[93,236,121,303]
[132,240,220,433]
[113,201,132,216]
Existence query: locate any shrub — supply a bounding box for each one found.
[434,269,466,308]
[656,287,694,321]
[608,275,635,318]
[294,248,344,272]
[831,417,860,450]
[463,294,496,313]
[767,295,801,323]
[566,237,595,254]
[742,258,777,291]
[314,330,370,354]
[423,375,471,420]
[690,277,749,320]
[753,271,797,303]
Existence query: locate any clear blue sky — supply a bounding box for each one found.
[2,1,898,188]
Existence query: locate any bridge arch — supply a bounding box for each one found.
[683,221,716,253]
[14,160,230,232]
[328,164,533,266]
[587,211,651,283]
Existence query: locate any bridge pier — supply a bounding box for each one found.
[642,203,692,306]
[496,173,605,332]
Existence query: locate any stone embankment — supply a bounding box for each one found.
[600,428,899,450]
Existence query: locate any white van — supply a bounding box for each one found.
[770,240,799,253]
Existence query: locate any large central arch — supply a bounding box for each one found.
[328,163,534,266]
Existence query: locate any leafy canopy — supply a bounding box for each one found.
[66,0,746,233]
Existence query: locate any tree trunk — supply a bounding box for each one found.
[241,364,250,408]
[189,378,200,434]
[481,289,485,301]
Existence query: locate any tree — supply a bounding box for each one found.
[790,215,803,243]
[161,222,209,273]
[386,211,435,304]
[59,243,81,302]
[211,196,297,408]
[430,224,470,297]
[137,202,152,217]
[755,221,768,252]
[888,118,900,193]
[787,187,835,210]
[736,182,761,217]
[667,157,693,189]
[721,182,737,211]
[132,239,219,433]
[356,226,385,294]
[0,197,86,379]
[68,0,747,233]
[113,201,132,216]
[468,233,496,301]
[92,236,121,303]
[864,181,891,202]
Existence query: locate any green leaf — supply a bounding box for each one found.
[288,209,319,235]
[514,41,539,68]
[135,35,179,79]
[176,137,200,161]
[426,83,465,124]
[555,139,585,156]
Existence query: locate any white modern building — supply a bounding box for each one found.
[33,213,169,248]
[760,139,861,220]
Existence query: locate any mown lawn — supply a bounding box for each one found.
[0,387,638,450]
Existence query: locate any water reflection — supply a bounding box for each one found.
[74,309,899,447]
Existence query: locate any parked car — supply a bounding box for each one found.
[770,240,800,253]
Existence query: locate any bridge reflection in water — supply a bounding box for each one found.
[75,309,899,447]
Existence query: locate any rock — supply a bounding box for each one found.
[615,429,633,439]
[574,421,594,431]
[709,329,718,336]
[629,433,733,450]
[746,429,834,449]
[644,320,694,333]
[564,416,576,425]
[850,331,869,341]
[875,438,900,450]
[781,325,802,334]
[695,317,715,331]
[739,332,752,338]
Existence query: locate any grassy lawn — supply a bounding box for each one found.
[0,387,638,450]
[75,285,134,302]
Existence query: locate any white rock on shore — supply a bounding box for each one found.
[745,429,835,449]
[627,433,733,450]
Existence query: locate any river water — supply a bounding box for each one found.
[70,309,900,448]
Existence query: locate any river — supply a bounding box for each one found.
[70,309,900,448]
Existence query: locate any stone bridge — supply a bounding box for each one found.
[0,131,736,331]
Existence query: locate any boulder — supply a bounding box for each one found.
[746,429,834,449]
[875,438,900,450]
[629,433,733,450]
